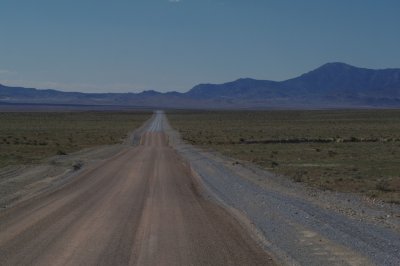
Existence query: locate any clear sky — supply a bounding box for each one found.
[1,0,399,93]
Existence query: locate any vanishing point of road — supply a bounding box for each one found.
[0,112,273,265]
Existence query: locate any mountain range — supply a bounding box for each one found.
[1,62,400,109]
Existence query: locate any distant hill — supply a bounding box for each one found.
[186,63,400,107]
[282,62,400,97]
[186,78,281,99]
[1,62,400,109]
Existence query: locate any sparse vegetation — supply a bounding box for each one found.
[168,110,400,203]
[0,111,150,168]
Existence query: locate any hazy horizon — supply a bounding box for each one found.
[1,0,400,93]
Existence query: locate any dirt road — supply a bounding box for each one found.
[0,112,273,265]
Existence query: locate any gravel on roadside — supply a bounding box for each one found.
[164,113,400,266]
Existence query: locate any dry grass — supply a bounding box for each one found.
[0,111,151,168]
[168,110,400,203]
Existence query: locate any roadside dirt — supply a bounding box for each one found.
[0,114,151,209]
[166,113,400,266]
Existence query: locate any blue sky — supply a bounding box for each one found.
[0,0,399,93]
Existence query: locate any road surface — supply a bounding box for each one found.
[0,112,273,265]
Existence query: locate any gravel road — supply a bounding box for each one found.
[0,112,273,265]
[1,111,399,266]
[164,112,400,266]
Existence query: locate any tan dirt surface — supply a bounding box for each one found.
[0,115,273,265]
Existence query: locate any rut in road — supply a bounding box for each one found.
[0,114,273,265]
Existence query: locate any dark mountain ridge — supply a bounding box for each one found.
[1,62,400,108]
[282,62,400,95]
